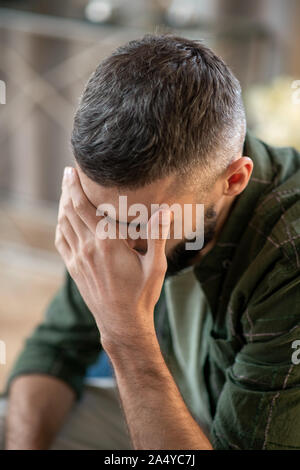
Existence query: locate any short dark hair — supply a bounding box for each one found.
[71,33,246,190]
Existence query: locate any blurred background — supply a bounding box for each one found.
[0,0,300,391]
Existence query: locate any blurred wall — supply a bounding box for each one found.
[0,0,299,392]
[0,1,299,204]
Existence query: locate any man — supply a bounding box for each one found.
[1,33,300,450]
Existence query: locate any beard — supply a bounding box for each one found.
[166,204,218,275]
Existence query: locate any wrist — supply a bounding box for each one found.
[102,327,160,361]
[99,308,157,353]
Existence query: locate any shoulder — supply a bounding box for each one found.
[245,134,300,271]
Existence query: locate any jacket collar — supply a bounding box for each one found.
[193,130,276,284]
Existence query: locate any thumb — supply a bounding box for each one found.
[145,209,171,270]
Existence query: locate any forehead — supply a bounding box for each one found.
[76,165,191,223]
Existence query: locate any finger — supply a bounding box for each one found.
[96,217,136,262]
[57,188,77,249]
[63,166,98,233]
[145,209,171,271]
[61,179,91,240]
[58,184,81,250]
[57,215,78,252]
[55,224,71,258]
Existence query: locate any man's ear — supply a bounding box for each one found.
[224,156,253,197]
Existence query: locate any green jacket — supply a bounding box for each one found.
[4,131,300,450]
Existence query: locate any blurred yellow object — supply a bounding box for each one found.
[245,76,300,151]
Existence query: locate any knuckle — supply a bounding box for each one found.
[68,260,78,277]
[73,197,84,213]
[54,234,60,248]
[62,198,72,212]
[57,213,65,225]
[80,241,94,258]
[54,237,60,250]
[57,216,68,231]
[55,226,62,246]
[74,251,84,266]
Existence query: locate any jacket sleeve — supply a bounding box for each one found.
[210,260,300,450]
[3,270,101,401]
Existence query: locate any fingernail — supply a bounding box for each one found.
[64,167,74,181]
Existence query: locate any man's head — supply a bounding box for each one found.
[71,33,253,272]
